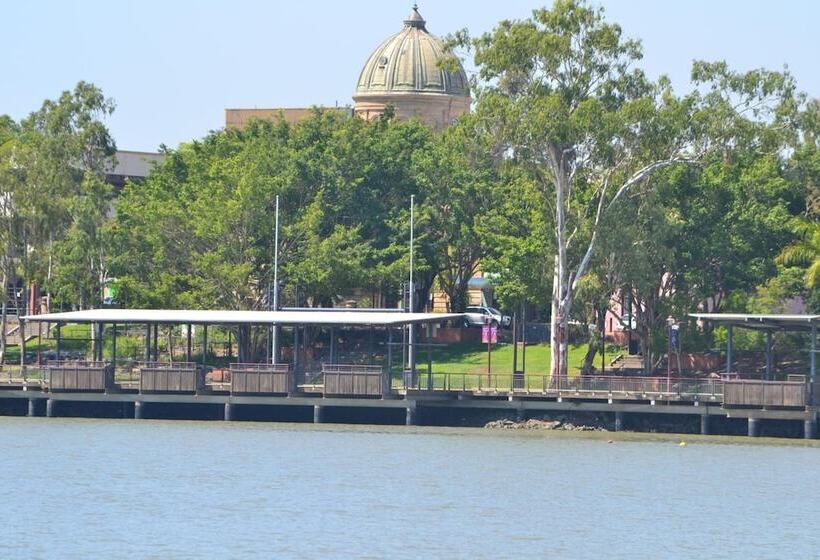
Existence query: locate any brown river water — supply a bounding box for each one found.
[0,417,818,559]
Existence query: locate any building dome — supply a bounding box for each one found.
[353,5,471,129]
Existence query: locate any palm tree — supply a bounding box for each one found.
[777,220,820,289]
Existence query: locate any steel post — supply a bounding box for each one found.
[384,328,393,397]
[202,325,208,366]
[55,322,61,361]
[765,331,773,380]
[144,324,151,362]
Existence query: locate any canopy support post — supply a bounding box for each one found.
[385,327,393,396]
[726,325,733,374]
[112,323,118,370]
[765,331,773,380]
[186,325,192,362]
[329,327,336,363]
[96,323,104,361]
[144,324,151,362]
[202,325,208,366]
[293,325,300,377]
[153,324,159,361]
[55,322,62,362]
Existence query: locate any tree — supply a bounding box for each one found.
[413,114,503,312]
[777,99,820,297]
[0,82,115,363]
[454,0,799,377]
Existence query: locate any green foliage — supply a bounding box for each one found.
[110,111,435,309]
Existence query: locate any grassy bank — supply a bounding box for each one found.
[428,342,587,375]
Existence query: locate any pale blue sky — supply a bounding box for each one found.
[2,1,817,151]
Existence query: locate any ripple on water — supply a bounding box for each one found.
[0,417,818,559]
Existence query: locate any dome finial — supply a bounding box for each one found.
[404,4,426,30]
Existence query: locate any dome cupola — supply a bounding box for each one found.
[353,5,471,129]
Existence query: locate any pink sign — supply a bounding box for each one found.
[490,326,498,344]
[481,325,490,343]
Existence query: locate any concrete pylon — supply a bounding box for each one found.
[804,419,815,440]
[700,415,710,435]
[747,417,760,437]
[614,411,624,431]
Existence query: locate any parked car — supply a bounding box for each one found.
[463,306,511,328]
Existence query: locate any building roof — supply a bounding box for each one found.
[107,150,165,179]
[690,313,820,332]
[354,6,469,98]
[23,308,462,327]
[224,107,353,129]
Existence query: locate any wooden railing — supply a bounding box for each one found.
[230,363,291,395]
[138,362,204,394]
[322,363,383,396]
[45,361,114,392]
[723,380,808,408]
[402,373,724,401]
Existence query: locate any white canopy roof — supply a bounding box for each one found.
[22,309,463,327]
[690,313,820,332]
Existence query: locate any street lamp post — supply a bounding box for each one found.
[666,316,676,394]
[271,194,280,364]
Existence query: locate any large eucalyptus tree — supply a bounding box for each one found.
[454,0,800,376]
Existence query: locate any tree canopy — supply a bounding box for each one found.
[1,1,817,372]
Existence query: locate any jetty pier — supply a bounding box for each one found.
[0,310,817,439]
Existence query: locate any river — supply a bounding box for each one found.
[0,417,818,559]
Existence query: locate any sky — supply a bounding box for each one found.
[2,1,818,152]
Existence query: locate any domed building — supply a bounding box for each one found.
[224,5,471,132]
[353,5,471,129]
